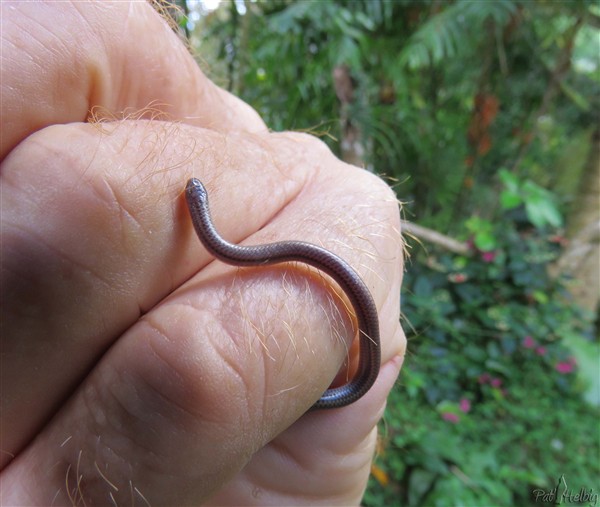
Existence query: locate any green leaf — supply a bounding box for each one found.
[485,359,512,377]
[520,181,563,228]
[354,11,375,31]
[474,231,497,251]
[498,168,519,191]
[334,13,364,41]
[465,216,492,234]
[500,190,522,210]
[525,198,563,228]
[405,369,427,397]
[453,256,468,269]
[436,400,459,414]
[333,36,361,67]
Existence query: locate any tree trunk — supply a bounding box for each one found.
[333,65,366,168]
[555,127,600,316]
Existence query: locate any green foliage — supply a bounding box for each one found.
[465,216,497,251]
[499,169,563,229]
[463,169,564,251]
[399,0,518,69]
[193,0,598,226]
[189,3,600,505]
[364,218,599,506]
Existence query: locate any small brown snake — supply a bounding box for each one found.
[185,178,380,410]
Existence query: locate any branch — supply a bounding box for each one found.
[402,221,472,256]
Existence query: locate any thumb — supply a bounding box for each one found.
[1,1,265,159]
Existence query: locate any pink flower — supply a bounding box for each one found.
[523,336,536,349]
[442,412,459,423]
[481,251,496,263]
[491,378,503,388]
[535,346,546,356]
[478,373,490,384]
[448,273,468,283]
[459,398,471,413]
[556,361,574,374]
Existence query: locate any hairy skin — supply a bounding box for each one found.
[0,2,405,506]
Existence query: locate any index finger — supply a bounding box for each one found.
[0,1,265,160]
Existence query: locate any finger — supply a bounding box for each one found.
[2,263,357,505]
[0,121,297,466]
[2,129,402,505]
[206,351,405,506]
[0,1,265,159]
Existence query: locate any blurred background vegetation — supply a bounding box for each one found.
[166,0,599,505]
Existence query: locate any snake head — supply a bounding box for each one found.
[186,178,209,203]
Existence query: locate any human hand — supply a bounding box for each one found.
[0,3,405,506]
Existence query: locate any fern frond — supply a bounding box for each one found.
[400,0,518,69]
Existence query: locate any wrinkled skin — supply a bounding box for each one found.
[0,2,405,506]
